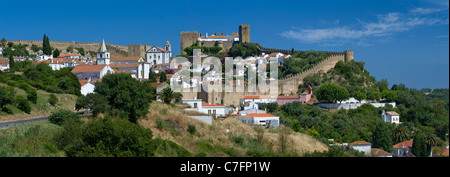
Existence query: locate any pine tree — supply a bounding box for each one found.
[372,122,393,152]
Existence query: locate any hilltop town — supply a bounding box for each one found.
[0,25,448,157]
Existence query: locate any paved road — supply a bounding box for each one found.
[0,110,89,129]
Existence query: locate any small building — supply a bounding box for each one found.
[382,110,400,124]
[0,56,9,71]
[276,95,300,105]
[240,95,277,106]
[392,139,413,157]
[371,148,393,157]
[238,108,266,116]
[80,81,95,96]
[242,101,259,110]
[181,99,231,118]
[239,113,279,127]
[146,41,172,66]
[349,141,372,156]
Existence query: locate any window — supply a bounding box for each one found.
[213,110,216,114]
[194,103,197,108]
[208,110,211,115]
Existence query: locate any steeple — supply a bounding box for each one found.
[100,38,107,52]
[97,38,110,65]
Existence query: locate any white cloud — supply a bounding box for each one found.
[280,9,448,45]
[410,7,445,14]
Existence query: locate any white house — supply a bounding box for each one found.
[36,54,53,61]
[240,95,277,106]
[80,82,95,96]
[238,108,266,116]
[349,141,372,156]
[0,56,9,71]
[146,41,172,66]
[381,110,400,124]
[239,113,279,127]
[392,139,413,157]
[181,99,230,118]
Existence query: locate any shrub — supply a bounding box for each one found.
[188,124,197,135]
[150,138,192,157]
[15,95,31,114]
[48,109,80,126]
[26,88,37,104]
[48,94,58,106]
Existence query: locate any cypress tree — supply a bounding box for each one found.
[412,132,428,157]
[8,55,14,71]
[42,34,52,55]
[372,122,393,152]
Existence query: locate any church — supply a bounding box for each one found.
[146,41,172,66]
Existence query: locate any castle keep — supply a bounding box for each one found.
[180,24,251,54]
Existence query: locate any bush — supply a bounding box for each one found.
[188,124,197,135]
[63,117,155,157]
[48,109,80,126]
[48,94,58,106]
[150,138,192,157]
[26,88,37,104]
[15,95,31,114]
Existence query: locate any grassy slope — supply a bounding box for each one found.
[0,83,78,123]
[139,102,328,157]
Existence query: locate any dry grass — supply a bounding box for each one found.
[139,102,328,156]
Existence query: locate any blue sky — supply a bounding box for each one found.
[0,0,448,89]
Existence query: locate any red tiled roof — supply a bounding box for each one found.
[277,95,300,99]
[349,141,371,146]
[110,56,141,62]
[371,148,392,156]
[393,139,413,149]
[386,111,399,116]
[71,64,106,73]
[58,53,80,58]
[155,46,165,52]
[150,82,166,88]
[243,113,278,118]
[110,63,140,68]
[437,149,449,156]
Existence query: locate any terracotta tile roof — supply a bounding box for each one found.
[112,69,121,73]
[277,95,300,99]
[349,141,371,146]
[110,63,140,68]
[437,149,449,156]
[243,113,278,118]
[150,82,166,88]
[200,35,236,39]
[58,53,81,58]
[110,56,141,62]
[0,57,8,65]
[269,52,279,56]
[155,46,165,52]
[386,111,399,116]
[71,64,106,73]
[393,139,413,149]
[202,104,225,107]
[371,148,392,156]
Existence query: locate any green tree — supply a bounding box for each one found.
[412,132,428,157]
[1,37,6,48]
[8,55,15,71]
[381,90,397,102]
[157,87,183,104]
[159,72,167,82]
[371,122,393,152]
[75,93,109,117]
[392,125,409,144]
[42,34,52,55]
[0,86,16,112]
[53,48,61,58]
[94,73,153,123]
[354,90,367,103]
[31,44,40,53]
[75,47,85,56]
[148,69,157,82]
[316,83,350,103]
[26,87,37,104]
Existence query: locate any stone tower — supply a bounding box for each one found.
[180,31,200,55]
[344,50,354,63]
[239,24,250,44]
[97,38,110,65]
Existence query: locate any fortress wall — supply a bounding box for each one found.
[180,32,200,55]
[278,54,348,94]
[9,40,129,57]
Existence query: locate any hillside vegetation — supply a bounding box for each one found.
[139,102,328,157]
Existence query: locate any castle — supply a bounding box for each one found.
[180,24,251,54]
